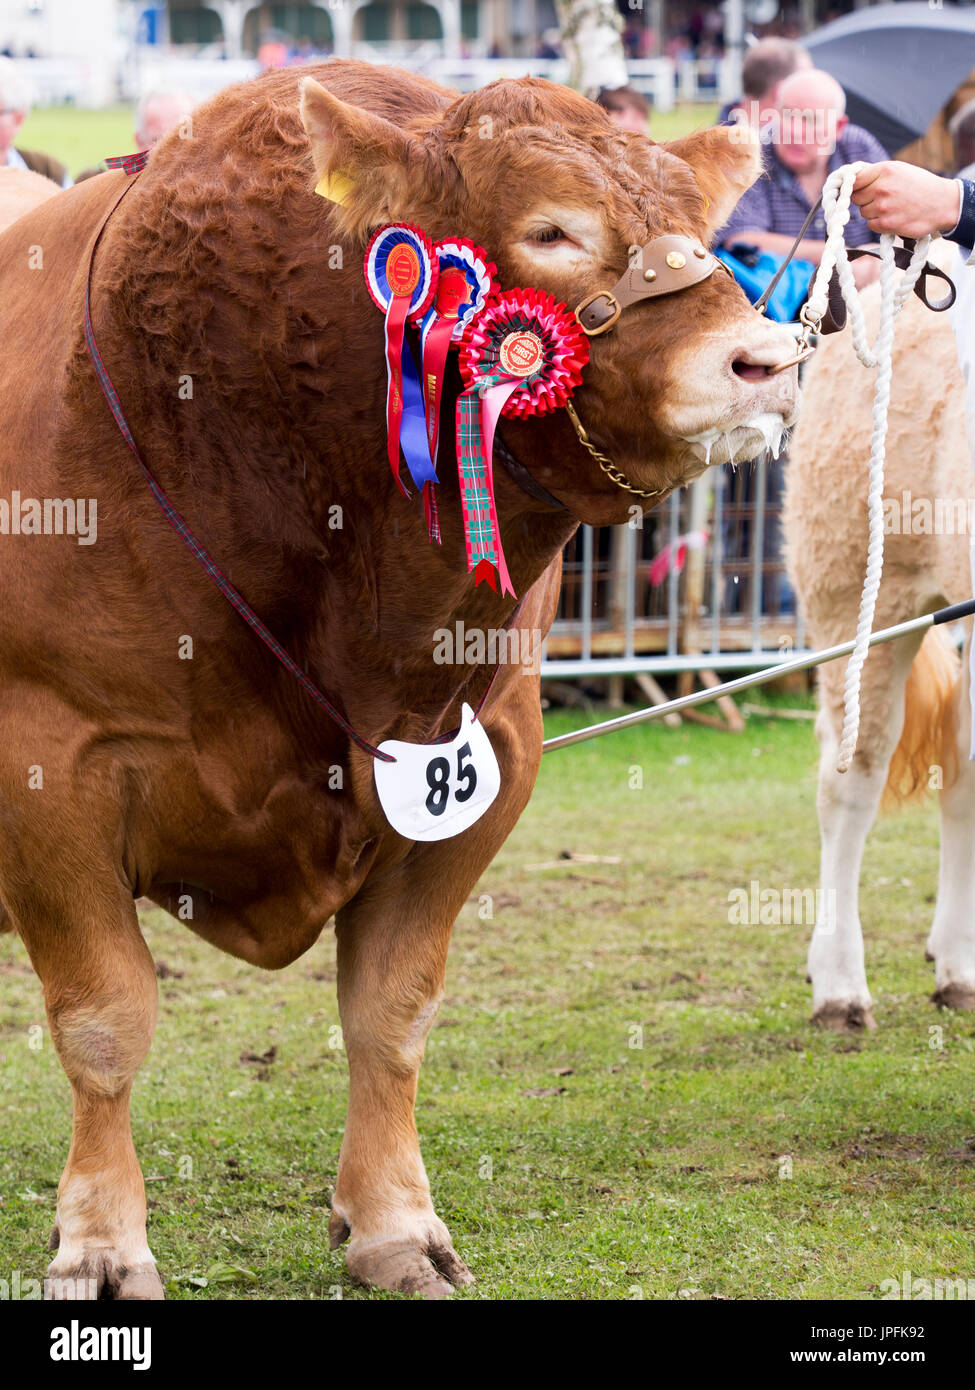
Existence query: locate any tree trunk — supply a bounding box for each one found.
[554,0,628,96]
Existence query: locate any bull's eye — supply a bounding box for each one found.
[528,226,566,245]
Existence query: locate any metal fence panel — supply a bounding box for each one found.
[542,448,809,680]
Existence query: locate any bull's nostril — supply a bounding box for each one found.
[732,359,770,381]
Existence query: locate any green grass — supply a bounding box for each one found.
[18,106,135,179]
[2,701,972,1300]
[649,103,719,140]
[17,101,717,184]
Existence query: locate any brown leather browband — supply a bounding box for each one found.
[575,234,726,335]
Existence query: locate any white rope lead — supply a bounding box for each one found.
[804,163,932,773]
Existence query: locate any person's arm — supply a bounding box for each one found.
[948,176,975,252]
[850,161,969,242]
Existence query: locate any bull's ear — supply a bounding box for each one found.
[664,124,763,235]
[300,76,419,181]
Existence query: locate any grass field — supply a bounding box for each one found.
[19,106,134,179]
[2,702,972,1301]
[18,101,719,183]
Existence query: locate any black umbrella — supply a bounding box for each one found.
[805,2,975,157]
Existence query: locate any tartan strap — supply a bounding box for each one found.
[104,150,150,175]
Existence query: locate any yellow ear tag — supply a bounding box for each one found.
[315,170,355,205]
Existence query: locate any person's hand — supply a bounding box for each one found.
[851,255,882,290]
[851,161,962,238]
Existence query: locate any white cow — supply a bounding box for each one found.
[784,243,975,1030]
[0,167,57,232]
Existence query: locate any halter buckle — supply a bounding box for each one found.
[575,291,621,337]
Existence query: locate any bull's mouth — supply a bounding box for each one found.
[680,410,797,470]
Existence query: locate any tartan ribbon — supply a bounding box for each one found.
[455,372,520,596]
[454,289,590,597]
[104,150,150,175]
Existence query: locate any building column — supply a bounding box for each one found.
[313,0,354,54]
[435,0,461,56]
[209,0,248,58]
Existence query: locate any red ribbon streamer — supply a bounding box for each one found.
[382,290,412,496]
[422,316,457,465]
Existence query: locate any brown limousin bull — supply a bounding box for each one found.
[0,60,798,1298]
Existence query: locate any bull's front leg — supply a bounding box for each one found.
[329,870,472,1298]
[330,707,540,1298]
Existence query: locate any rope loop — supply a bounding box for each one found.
[809,164,932,773]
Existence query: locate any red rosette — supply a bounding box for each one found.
[457,287,590,417]
[430,236,500,344]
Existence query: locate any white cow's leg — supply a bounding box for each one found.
[809,636,920,1031]
[928,637,975,1009]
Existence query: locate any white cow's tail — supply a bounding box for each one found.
[883,628,960,808]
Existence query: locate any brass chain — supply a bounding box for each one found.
[563,401,667,502]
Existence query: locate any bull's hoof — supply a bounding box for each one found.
[811,1001,877,1033]
[45,1251,165,1301]
[931,983,975,1011]
[345,1231,474,1299]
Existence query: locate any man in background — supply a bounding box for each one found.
[0,56,70,188]
[718,36,811,128]
[76,90,194,181]
[719,68,887,290]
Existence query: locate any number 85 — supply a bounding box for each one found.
[425,743,477,816]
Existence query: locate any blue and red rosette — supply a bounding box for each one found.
[417,238,498,542]
[364,223,439,497]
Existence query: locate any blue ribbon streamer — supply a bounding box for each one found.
[399,337,439,491]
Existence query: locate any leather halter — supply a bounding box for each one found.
[560,233,729,500]
[574,234,725,336]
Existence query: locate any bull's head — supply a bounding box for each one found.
[300,74,800,525]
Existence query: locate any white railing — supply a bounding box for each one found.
[11,51,733,112]
[8,57,103,107]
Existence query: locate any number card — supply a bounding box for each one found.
[373,703,501,842]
